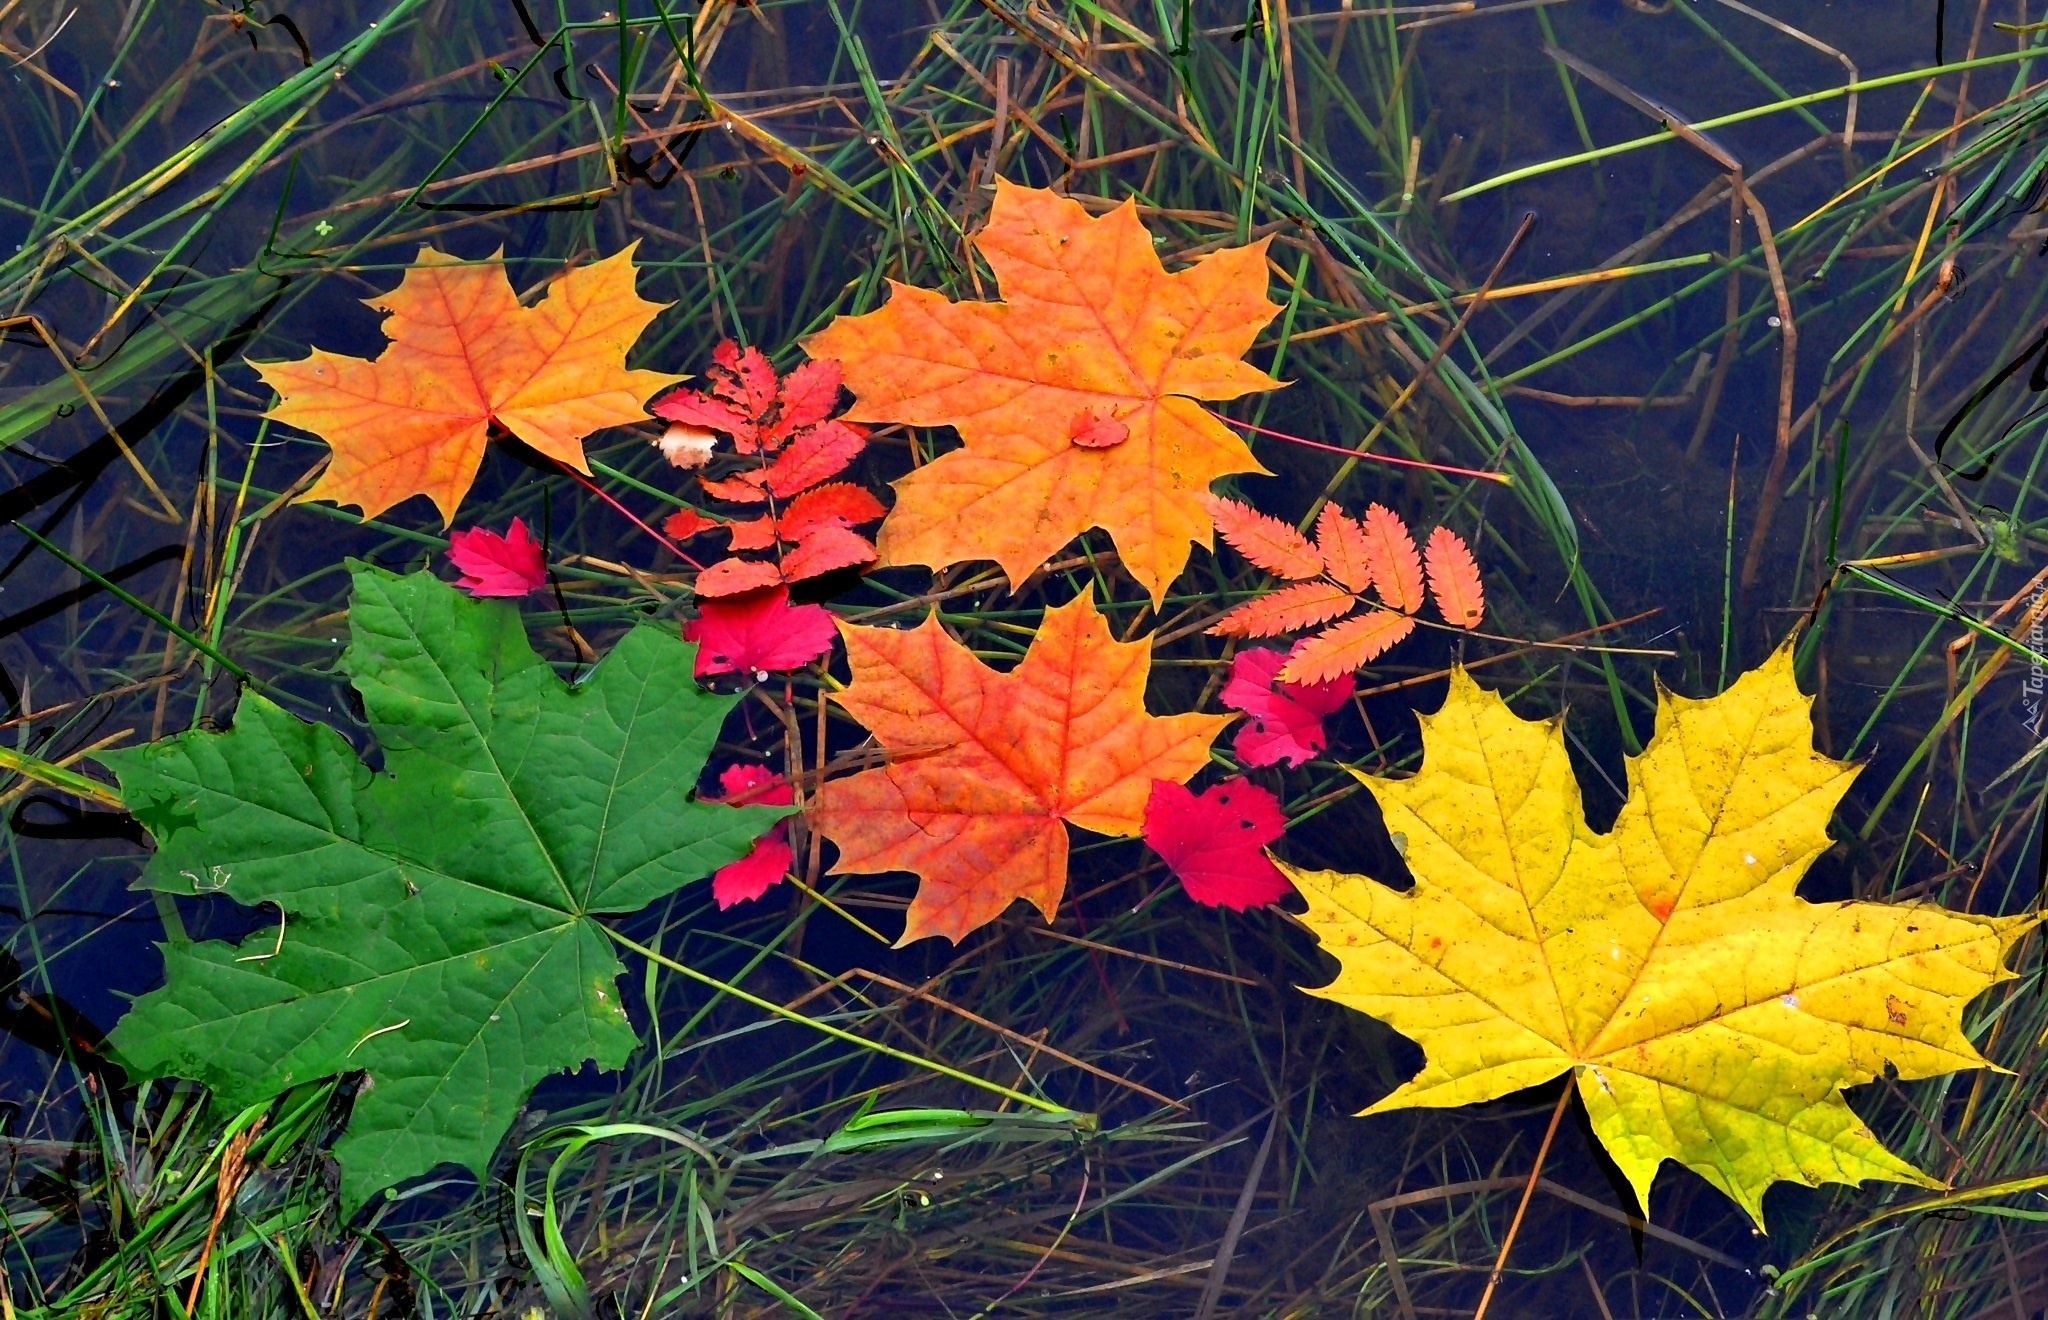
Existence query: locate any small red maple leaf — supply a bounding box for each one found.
[1219,648,1353,768]
[1142,778,1294,910]
[707,763,796,908]
[446,518,547,598]
[682,587,838,679]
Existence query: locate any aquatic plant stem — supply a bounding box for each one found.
[1444,48,2040,202]
[603,926,1069,1115]
[10,521,250,683]
[1472,1084,1572,1320]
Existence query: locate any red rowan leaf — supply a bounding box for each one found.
[711,341,778,441]
[723,516,780,553]
[769,358,845,441]
[780,525,877,583]
[662,507,722,540]
[778,483,887,543]
[757,418,868,497]
[694,559,786,599]
[698,471,771,504]
[652,391,752,444]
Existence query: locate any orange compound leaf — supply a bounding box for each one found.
[1360,504,1425,614]
[257,245,679,523]
[814,595,1229,944]
[1204,495,1324,581]
[1425,525,1485,629]
[1314,503,1376,594]
[1280,610,1417,684]
[804,180,1283,605]
[1208,580,1358,639]
[694,559,786,599]
[780,525,877,583]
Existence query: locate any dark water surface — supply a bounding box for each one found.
[4,1,2047,1315]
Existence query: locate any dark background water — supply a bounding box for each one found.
[3,1,2046,1314]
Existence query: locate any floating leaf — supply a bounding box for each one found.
[1220,647,1354,768]
[1206,494,1323,580]
[446,518,547,598]
[682,587,838,679]
[1314,503,1376,595]
[1359,504,1425,613]
[256,246,678,522]
[1278,611,1416,685]
[707,764,796,908]
[1425,525,1485,630]
[1143,778,1293,910]
[807,181,1282,604]
[814,594,1229,944]
[1284,646,2036,1226]
[105,567,787,1209]
[1209,581,1357,639]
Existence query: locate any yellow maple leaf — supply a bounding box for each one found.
[802,180,1282,605]
[254,245,680,523]
[1285,645,2035,1226]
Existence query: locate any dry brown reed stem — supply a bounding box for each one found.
[1735,177,1798,592]
[184,1116,266,1313]
[785,964,1180,1108]
[1685,188,1747,460]
[1470,1085,1570,1320]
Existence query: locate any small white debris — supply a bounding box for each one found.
[1743,852,1758,865]
[1780,993,1799,1009]
[658,423,718,469]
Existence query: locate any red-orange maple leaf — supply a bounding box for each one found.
[805,180,1282,604]
[256,245,678,523]
[814,595,1229,944]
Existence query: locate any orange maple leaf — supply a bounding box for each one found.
[803,180,1283,605]
[814,595,1230,944]
[1206,497,1484,684]
[254,245,679,522]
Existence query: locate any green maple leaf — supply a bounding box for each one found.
[106,566,787,1208]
